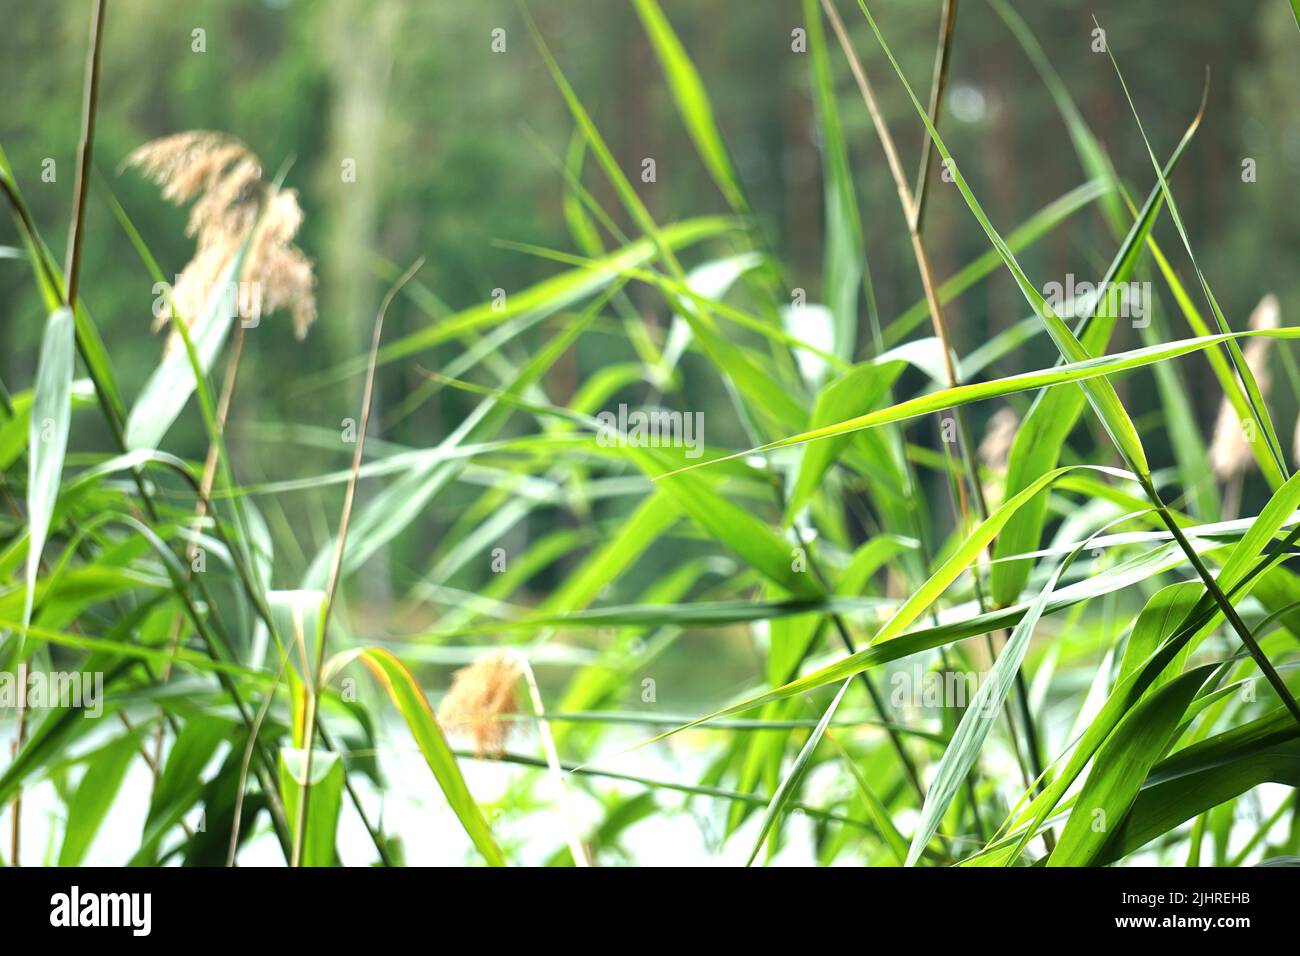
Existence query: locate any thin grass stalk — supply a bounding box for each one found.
[820,0,987,524]
[882,1,993,827]
[151,323,248,783]
[293,259,423,866]
[914,8,1074,808]
[228,631,292,866]
[911,0,958,233]
[62,0,106,310]
[516,654,591,866]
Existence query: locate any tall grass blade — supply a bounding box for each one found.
[22,305,75,640]
[329,648,506,866]
[805,0,867,359]
[657,328,1300,480]
[746,679,851,865]
[990,104,1203,607]
[632,0,749,215]
[124,246,249,451]
[1098,32,1288,482]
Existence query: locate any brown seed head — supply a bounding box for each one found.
[437,650,522,758]
[125,130,316,347]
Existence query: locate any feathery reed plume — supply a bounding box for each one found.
[977,406,1019,506]
[1209,294,1280,480]
[125,131,316,347]
[438,650,522,757]
[978,406,1019,472]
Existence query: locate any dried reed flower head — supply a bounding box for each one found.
[976,406,1019,508]
[978,407,1019,472]
[1209,294,1279,480]
[437,650,522,758]
[125,131,316,347]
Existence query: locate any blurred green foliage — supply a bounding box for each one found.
[2,0,1298,596]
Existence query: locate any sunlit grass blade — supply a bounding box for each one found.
[22,305,75,642]
[746,679,851,865]
[805,0,868,359]
[279,749,344,867]
[1116,582,1202,688]
[632,0,750,216]
[57,729,142,866]
[538,490,682,614]
[124,246,249,452]
[328,647,505,866]
[630,447,821,597]
[655,327,1300,481]
[788,361,906,520]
